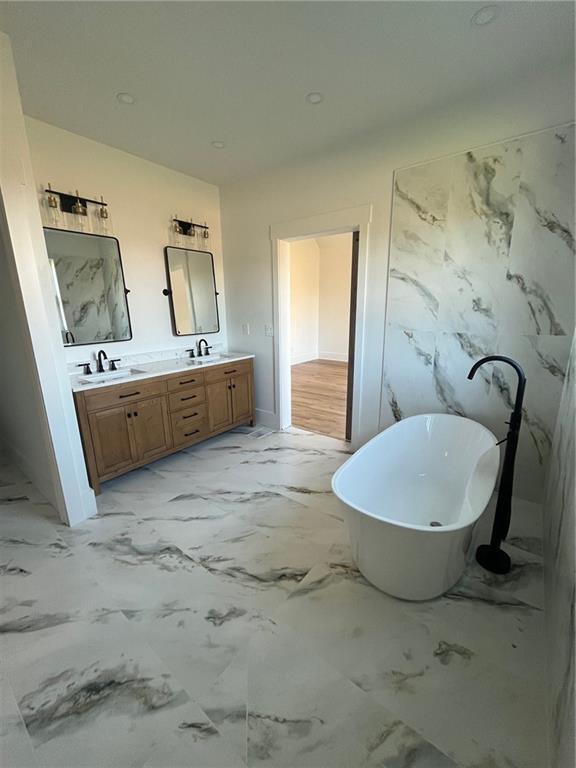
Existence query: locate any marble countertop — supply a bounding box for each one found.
[70,352,255,393]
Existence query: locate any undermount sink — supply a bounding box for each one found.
[188,353,232,365]
[79,368,145,384]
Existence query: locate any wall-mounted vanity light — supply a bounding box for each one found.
[42,185,112,234]
[71,191,88,217]
[171,215,210,247]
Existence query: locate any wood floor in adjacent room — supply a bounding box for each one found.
[291,359,348,439]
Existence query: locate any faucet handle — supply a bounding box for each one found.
[109,358,121,371]
[77,362,92,375]
[185,348,196,358]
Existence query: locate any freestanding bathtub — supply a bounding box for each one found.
[332,414,500,600]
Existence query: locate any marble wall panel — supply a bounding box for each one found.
[543,331,575,768]
[382,124,575,502]
[386,157,452,332]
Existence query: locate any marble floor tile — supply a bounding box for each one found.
[472,492,544,558]
[455,542,544,611]
[122,574,277,702]
[0,432,547,768]
[0,672,41,768]
[4,616,199,768]
[178,493,351,609]
[199,651,249,764]
[271,563,545,768]
[246,626,457,768]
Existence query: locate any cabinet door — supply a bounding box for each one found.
[206,380,232,432]
[130,396,172,462]
[231,373,252,423]
[88,406,135,477]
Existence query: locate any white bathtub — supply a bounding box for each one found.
[332,414,500,600]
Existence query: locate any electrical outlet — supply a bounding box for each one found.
[264,324,274,337]
[242,323,250,336]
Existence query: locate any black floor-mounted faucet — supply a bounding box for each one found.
[467,355,527,575]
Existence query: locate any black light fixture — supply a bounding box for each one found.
[44,185,108,217]
[172,215,209,238]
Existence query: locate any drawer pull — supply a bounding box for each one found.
[179,378,197,385]
[181,394,197,401]
[182,412,199,419]
[119,391,140,399]
[184,429,200,437]
[224,369,237,375]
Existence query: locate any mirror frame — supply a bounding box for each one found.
[163,245,220,337]
[43,227,133,347]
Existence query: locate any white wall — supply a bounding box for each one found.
[25,118,227,368]
[289,239,319,364]
[221,63,574,438]
[0,32,96,524]
[317,233,352,362]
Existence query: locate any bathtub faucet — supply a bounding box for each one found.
[467,356,527,575]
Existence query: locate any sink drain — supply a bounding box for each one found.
[429,521,443,527]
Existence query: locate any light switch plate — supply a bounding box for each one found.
[264,324,274,337]
[242,323,250,336]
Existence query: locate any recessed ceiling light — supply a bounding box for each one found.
[211,141,226,149]
[471,5,500,26]
[305,92,324,105]
[116,92,136,105]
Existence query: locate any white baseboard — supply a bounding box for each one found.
[291,352,319,365]
[255,408,279,430]
[319,352,348,362]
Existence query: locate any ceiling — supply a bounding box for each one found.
[0,2,573,185]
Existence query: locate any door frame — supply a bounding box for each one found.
[270,204,372,448]
[345,231,360,441]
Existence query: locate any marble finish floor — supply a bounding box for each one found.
[0,428,545,768]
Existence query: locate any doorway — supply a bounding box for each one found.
[287,231,359,440]
[271,204,371,447]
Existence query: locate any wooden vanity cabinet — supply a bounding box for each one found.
[88,405,134,478]
[205,360,253,431]
[206,380,233,431]
[74,358,254,494]
[231,371,253,422]
[129,396,172,462]
[86,395,171,480]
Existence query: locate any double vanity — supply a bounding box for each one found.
[42,215,252,495]
[72,353,255,494]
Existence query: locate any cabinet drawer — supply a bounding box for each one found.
[204,360,252,384]
[168,386,206,412]
[84,379,165,412]
[166,370,205,393]
[171,403,207,430]
[172,418,209,448]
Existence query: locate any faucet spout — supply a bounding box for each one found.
[96,349,108,373]
[466,355,527,575]
[467,355,526,424]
